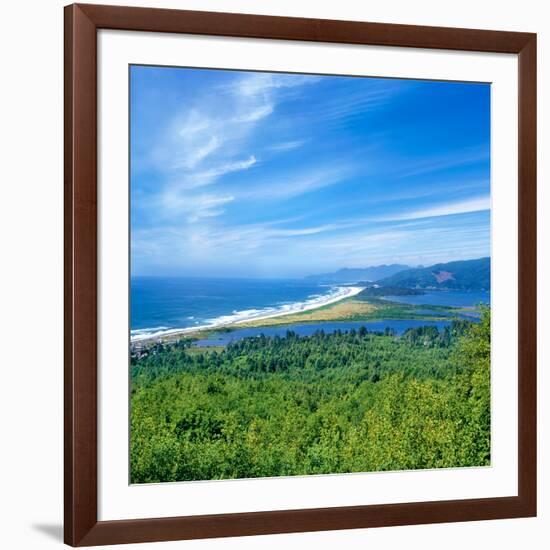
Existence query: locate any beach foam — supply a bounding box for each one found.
[131,285,364,342]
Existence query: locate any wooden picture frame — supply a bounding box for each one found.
[64,3,537,546]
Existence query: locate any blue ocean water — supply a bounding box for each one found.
[131,277,340,336]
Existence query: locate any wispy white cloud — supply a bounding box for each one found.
[172,135,219,170]
[229,73,320,98]
[301,82,408,124]
[395,146,490,179]
[392,196,491,220]
[240,165,354,201]
[275,214,490,270]
[185,195,235,223]
[267,140,306,153]
[157,191,235,223]
[132,206,489,276]
[170,111,221,170]
[360,178,489,205]
[147,72,323,224]
[174,156,257,190]
[232,105,274,123]
[269,225,338,237]
[376,196,490,221]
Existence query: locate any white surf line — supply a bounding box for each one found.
[131,286,365,343]
[232,286,365,325]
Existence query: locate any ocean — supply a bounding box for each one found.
[131,276,356,340]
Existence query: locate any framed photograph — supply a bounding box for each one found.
[64,3,537,546]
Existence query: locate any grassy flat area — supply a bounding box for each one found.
[236,299,377,327]
[236,296,455,329]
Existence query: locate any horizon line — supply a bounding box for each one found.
[131,255,490,280]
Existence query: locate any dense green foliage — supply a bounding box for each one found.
[130,312,490,483]
[377,257,490,290]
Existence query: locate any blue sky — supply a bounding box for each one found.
[130,65,490,278]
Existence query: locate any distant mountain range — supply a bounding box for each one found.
[306,264,410,284]
[376,257,490,290]
[306,257,490,291]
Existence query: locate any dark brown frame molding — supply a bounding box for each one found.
[64,3,537,546]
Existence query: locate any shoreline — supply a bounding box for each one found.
[131,285,365,345]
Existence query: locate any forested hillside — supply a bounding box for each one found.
[306,264,410,283]
[376,257,490,290]
[130,310,490,483]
